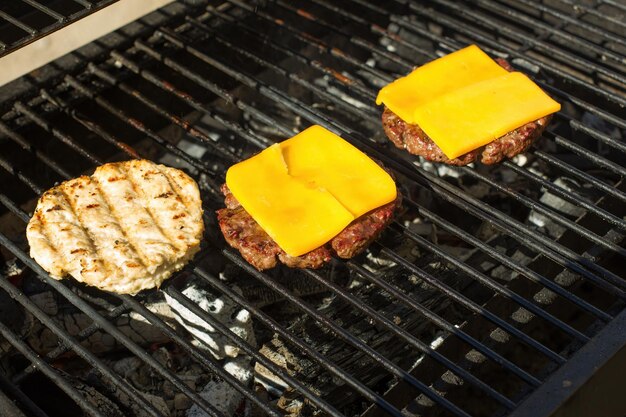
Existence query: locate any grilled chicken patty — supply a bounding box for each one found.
[27,160,204,294]
[381,59,552,166]
[217,184,401,270]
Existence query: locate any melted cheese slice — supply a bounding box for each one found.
[226,126,397,257]
[414,72,561,159]
[376,45,561,160]
[376,45,508,124]
[281,125,397,218]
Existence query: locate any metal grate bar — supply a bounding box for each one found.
[109,48,288,141]
[117,25,588,360]
[12,304,129,385]
[185,19,379,122]
[0,120,74,179]
[388,216,593,340]
[150,20,624,302]
[0,230,228,417]
[0,276,165,417]
[503,160,626,229]
[533,150,626,204]
[459,166,626,257]
[399,2,626,107]
[264,0,415,71]
[19,0,65,22]
[119,42,288,142]
[453,0,625,83]
[0,319,106,417]
[298,268,522,407]
[13,101,103,165]
[0,0,118,57]
[165,282,376,416]
[224,0,394,83]
[193,8,376,100]
[0,370,50,417]
[149,16,626,320]
[519,0,626,44]
[0,154,45,195]
[557,0,626,29]
[116,293,283,417]
[0,10,36,35]
[400,203,613,322]
[220,250,473,417]
[195,249,444,417]
[379,233,588,343]
[601,0,626,12]
[62,75,216,174]
[551,135,626,178]
[86,63,243,162]
[347,259,566,366]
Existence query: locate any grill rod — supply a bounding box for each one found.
[73,36,604,342]
[398,2,625,106]
[1,0,620,412]
[1,5,616,368]
[0,153,559,408]
[150,25,626,298]
[0,271,165,417]
[185,2,626,256]
[0,234,228,417]
[0,321,106,417]
[7,7,616,348]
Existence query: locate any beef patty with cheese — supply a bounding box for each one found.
[216,125,400,271]
[217,184,401,270]
[381,59,552,166]
[26,159,204,295]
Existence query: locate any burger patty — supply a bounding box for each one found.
[26,160,204,294]
[217,184,401,270]
[381,59,553,166]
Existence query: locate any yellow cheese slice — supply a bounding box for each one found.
[376,45,508,124]
[281,125,397,218]
[226,143,354,257]
[225,126,397,257]
[413,72,561,159]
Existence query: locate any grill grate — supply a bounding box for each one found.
[0,0,118,58]
[0,1,625,417]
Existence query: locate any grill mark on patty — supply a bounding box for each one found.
[156,164,202,242]
[27,160,204,294]
[120,162,181,255]
[32,209,66,277]
[61,177,136,278]
[90,172,149,270]
[55,181,110,278]
[157,165,196,216]
[125,161,189,253]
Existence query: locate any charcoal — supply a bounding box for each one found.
[164,276,256,360]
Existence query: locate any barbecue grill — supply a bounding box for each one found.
[0,1,625,417]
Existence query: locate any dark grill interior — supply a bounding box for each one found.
[0,1,625,417]
[0,0,118,58]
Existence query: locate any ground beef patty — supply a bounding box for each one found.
[381,59,553,166]
[217,184,401,270]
